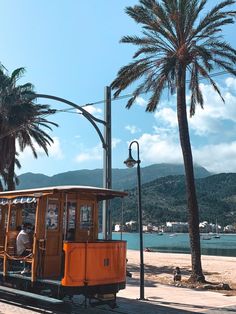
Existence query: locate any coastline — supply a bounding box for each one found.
[126,249,236,293]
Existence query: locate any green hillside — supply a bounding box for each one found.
[16,165,236,227]
[111,173,236,227]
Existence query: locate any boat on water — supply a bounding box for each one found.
[214,220,221,239]
[202,235,212,240]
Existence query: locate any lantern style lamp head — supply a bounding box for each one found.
[124,148,137,168]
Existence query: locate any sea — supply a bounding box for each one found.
[109,232,236,257]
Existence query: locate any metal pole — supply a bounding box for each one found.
[102,86,112,239]
[137,155,145,300]
[124,140,145,300]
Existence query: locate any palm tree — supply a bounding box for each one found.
[111,0,236,282]
[0,67,57,190]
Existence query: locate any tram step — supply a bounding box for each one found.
[0,285,63,304]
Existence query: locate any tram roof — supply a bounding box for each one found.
[0,185,128,201]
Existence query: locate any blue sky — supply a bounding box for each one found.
[1,0,236,176]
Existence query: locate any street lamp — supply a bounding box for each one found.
[124,140,145,300]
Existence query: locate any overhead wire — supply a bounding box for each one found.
[0,69,234,140]
[35,69,234,113]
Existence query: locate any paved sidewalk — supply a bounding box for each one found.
[117,277,236,313]
[1,278,236,313]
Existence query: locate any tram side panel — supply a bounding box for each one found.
[62,241,126,288]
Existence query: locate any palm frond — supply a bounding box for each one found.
[112,0,236,117]
[184,0,207,39]
[190,1,236,40]
[213,58,236,76]
[146,75,166,111]
[197,63,225,103]
[10,67,26,82]
[111,58,152,97]
[189,60,204,116]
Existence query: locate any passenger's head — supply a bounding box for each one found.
[22,222,32,233]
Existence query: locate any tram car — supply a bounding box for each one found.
[0,185,127,305]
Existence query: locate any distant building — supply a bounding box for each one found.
[143,223,153,232]
[199,221,210,233]
[166,221,188,233]
[224,224,236,233]
[125,220,138,232]
[114,224,122,232]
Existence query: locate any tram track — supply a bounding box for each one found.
[0,292,128,314]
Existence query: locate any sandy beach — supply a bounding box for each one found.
[126,250,236,294]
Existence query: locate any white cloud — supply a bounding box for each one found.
[154,107,178,128]
[75,139,121,164]
[112,138,121,149]
[125,124,141,134]
[130,130,236,173]
[75,144,102,163]
[193,141,236,173]
[135,96,147,107]
[83,105,103,118]
[47,137,64,159]
[225,77,236,93]
[136,133,183,164]
[18,136,64,160]
[128,78,236,173]
[152,80,236,137]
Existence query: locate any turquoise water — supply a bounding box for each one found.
[110,232,236,257]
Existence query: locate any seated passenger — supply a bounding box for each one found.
[16,223,32,274]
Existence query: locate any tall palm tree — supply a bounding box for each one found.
[0,67,57,190]
[111,0,236,282]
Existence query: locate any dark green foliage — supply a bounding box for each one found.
[112,173,236,227]
[0,66,57,190]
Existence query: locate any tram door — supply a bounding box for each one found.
[43,196,63,278]
[75,199,98,241]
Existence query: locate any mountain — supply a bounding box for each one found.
[17,163,210,190]
[16,165,236,227]
[111,173,236,227]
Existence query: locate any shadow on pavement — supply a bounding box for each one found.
[0,292,208,314]
[1,290,236,314]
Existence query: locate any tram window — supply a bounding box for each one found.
[68,202,76,229]
[22,203,36,225]
[46,202,59,230]
[10,208,17,229]
[80,204,93,229]
[63,201,76,231]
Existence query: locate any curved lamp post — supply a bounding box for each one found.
[124,140,145,300]
[30,87,112,240]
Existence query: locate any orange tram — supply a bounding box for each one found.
[0,185,127,307]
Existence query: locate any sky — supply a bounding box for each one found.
[1,0,236,176]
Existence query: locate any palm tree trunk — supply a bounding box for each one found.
[176,64,205,282]
[6,136,16,191]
